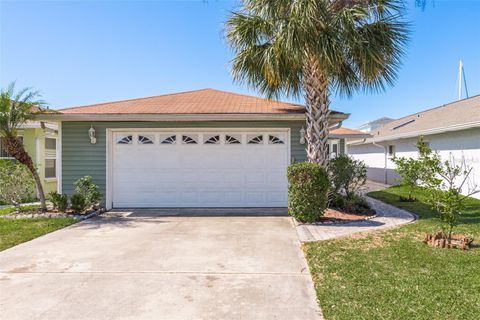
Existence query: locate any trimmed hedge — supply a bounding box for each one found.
[70,193,87,213]
[287,162,330,223]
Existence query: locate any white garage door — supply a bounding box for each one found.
[111,130,290,208]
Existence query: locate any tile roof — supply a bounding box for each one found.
[329,127,372,139]
[330,127,368,136]
[59,88,309,115]
[353,95,480,144]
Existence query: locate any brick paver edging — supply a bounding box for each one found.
[296,196,417,242]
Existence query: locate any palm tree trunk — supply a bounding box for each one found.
[4,136,47,211]
[303,54,330,166]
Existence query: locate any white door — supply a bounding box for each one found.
[111,130,290,208]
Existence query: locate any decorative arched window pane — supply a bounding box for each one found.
[247,135,263,144]
[204,135,220,144]
[138,135,154,144]
[117,135,133,144]
[160,135,176,144]
[182,135,198,144]
[268,135,284,144]
[225,135,241,144]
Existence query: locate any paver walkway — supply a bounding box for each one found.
[296,181,416,242]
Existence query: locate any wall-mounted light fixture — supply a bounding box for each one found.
[88,125,97,144]
[299,126,306,144]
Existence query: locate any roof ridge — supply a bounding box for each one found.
[57,88,214,111]
[385,94,480,126]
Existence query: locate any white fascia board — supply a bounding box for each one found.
[18,122,58,130]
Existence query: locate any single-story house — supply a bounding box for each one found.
[0,121,58,194]
[40,88,355,209]
[329,127,371,156]
[348,95,480,199]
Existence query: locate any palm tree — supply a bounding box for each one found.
[226,0,409,166]
[0,82,48,211]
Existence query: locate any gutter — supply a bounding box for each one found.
[329,121,343,130]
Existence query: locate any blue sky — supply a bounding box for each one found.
[1,0,479,128]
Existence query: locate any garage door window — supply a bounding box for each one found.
[225,135,241,144]
[160,135,176,144]
[268,134,285,144]
[247,134,263,144]
[182,135,198,144]
[117,135,133,144]
[138,135,154,144]
[204,135,220,144]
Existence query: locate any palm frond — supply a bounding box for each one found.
[0,82,48,137]
[226,0,409,99]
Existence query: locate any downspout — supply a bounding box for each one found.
[372,136,388,184]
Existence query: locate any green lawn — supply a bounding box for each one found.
[0,217,77,251]
[0,204,42,216]
[304,186,480,320]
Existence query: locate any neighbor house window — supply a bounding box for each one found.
[327,141,339,159]
[388,145,395,157]
[0,136,23,158]
[332,143,338,155]
[45,138,57,179]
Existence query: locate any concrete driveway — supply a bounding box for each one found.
[0,210,321,320]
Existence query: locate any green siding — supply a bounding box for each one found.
[62,121,307,198]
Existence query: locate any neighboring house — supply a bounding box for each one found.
[40,88,349,209]
[348,95,480,199]
[357,117,394,133]
[0,121,58,195]
[329,127,371,157]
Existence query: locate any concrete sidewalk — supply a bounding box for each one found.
[0,213,321,320]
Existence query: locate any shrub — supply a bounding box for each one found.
[343,194,370,213]
[49,191,61,209]
[330,192,346,208]
[329,155,367,198]
[425,153,480,240]
[392,137,441,201]
[0,160,36,207]
[391,156,422,201]
[74,176,102,208]
[287,162,330,223]
[49,191,68,212]
[70,193,87,213]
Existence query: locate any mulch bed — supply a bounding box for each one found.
[317,207,376,223]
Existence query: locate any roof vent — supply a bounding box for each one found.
[392,119,415,130]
